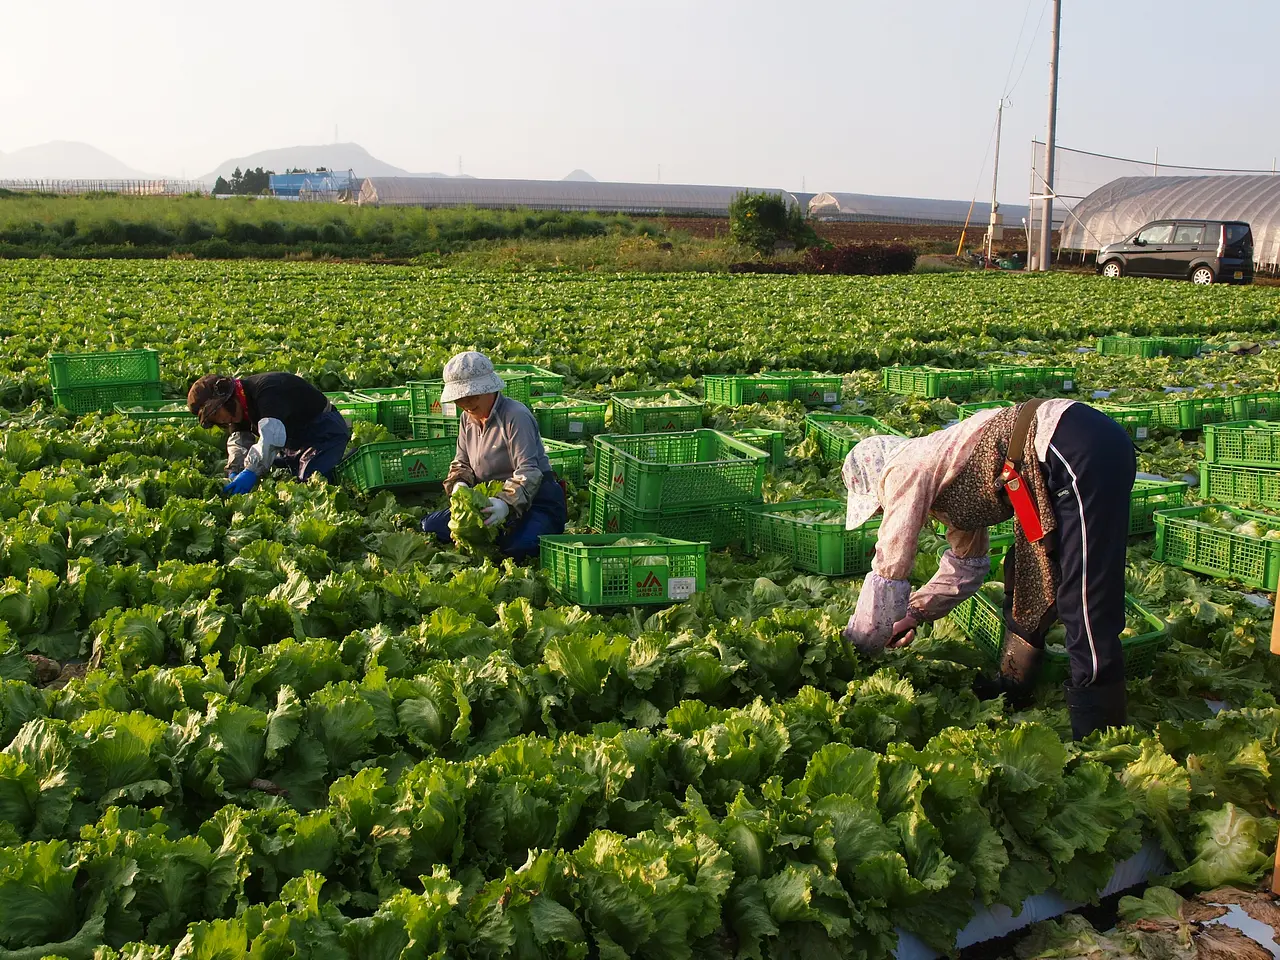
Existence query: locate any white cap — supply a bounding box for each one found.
[439,351,506,404]
[842,434,910,530]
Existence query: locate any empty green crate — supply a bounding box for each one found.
[493,364,564,397]
[785,372,843,406]
[1199,463,1280,510]
[608,390,703,434]
[1109,400,1183,431]
[1129,478,1188,535]
[957,400,1013,420]
[409,373,532,417]
[729,428,786,467]
[331,397,380,425]
[410,415,460,441]
[540,534,707,607]
[1178,396,1230,430]
[804,413,904,462]
[353,387,413,436]
[113,399,195,421]
[1229,391,1280,421]
[1153,503,1280,591]
[1157,336,1204,358]
[1204,420,1280,467]
[743,499,880,575]
[532,397,609,441]
[1098,405,1152,441]
[587,484,749,550]
[703,374,791,407]
[336,438,456,493]
[543,438,586,486]
[882,366,993,399]
[990,364,1077,394]
[48,348,160,388]
[1098,336,1163,359]
[593,429,766,510]
[54,380,163,415]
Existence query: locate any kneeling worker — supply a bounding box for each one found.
[420,351,567,561]
[187,372,352,494]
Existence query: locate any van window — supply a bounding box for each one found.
[1225,224,1252,246]
[1136,224,1174,245]
[1174,225,1205,244]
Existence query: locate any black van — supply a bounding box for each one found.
[1096,220,1253,285]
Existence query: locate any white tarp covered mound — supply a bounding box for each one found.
[357,177,796,216]
[1060,175,1280,270]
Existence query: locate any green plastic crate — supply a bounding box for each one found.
[882,365,993,399]
[1129,478,1188,535]
[1109,400,1182,431]
[608,390,703,434]
[493,364,564,397]
[785,372,843,407]
[532,397,609,441]
[409,372,532,417]
[540,534,707,607]
[1153,503,1280,591]
[1178,396,1230,430]
[1156,336,1205,358]
[1097,405,1152,441]
[743,499,880,575]
[331,397,379,425]
[587,484,749,550]
[948,585,1166,681]
[990,364,1077,394]
[803,413,904,462]
[1229,391,1280,421]
[112,399,195,421]
[353,387,413,436]
[729,428,786,468]
[1199,463,1280,510]
[336,438,456,493]
[1204,420,1280,468]
[410,415,460,441]
[543,438,586,486]
[957,400,1013,420]
[702,374,791,407]
[48,348,160,389]
[593,429,766,510]
[54,380,163,415]
[1099,336,1162,359]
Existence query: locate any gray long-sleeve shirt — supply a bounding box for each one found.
[444,395,553,514]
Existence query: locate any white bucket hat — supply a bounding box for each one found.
[440,351,506,404]
[843,434,911,530]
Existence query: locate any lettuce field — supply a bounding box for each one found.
[1,259,1280,959]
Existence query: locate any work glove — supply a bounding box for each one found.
[222,470,259,496]
[482,497,510,527]
[452,481,469,492]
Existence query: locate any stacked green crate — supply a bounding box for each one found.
[1199,421,1280,512]
[50,348,163,414]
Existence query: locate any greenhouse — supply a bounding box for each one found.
[1060,175,1280,272]
[356,177,796,215]
[807,192,1051,228]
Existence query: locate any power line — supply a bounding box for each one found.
[1006,0,1051,98]
[1000,0,1038,96]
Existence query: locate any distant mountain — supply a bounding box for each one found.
[0,141,153,180]
[562,169,597,182]
[200,142,468,185]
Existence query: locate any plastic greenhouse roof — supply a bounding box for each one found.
[1060,175,1280,268]
[356,177,796,215]
[807,192,1056,227]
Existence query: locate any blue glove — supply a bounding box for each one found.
[222,470,259,496]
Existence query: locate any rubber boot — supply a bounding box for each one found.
[1064,681,1127,740]
[973,630,1043,708]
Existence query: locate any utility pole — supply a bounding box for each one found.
[986,99,1005,266]
[1038,0,1062,272]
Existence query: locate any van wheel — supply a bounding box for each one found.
[1191,266,1215,285]
[1101,261,1123,278]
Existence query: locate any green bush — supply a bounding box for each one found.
[728,191,816,257]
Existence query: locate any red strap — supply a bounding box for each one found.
[1001,461,1046,542]
[233,379,253,429]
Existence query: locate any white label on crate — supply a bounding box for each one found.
[668,577,697,601]
[568,421,584,434]
[1063,380,1074,391]
[443,402,457,416]
[1137,427,1149,440]
[824,392,838,403]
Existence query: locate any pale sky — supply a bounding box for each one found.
[2,0,1276,202]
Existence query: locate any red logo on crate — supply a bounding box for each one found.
[430,400,442,413]
[756,390,770,403]
[613,472,625,487]
[663,420,677,430]
[636,572,663,596]
[808,388,821,400]
[605,514,620,532]
[406,456,431,479]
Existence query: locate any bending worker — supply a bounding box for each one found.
[187,372,352,494]
[420,351,567,560]
[840,399,1136,740]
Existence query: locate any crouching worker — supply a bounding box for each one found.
[839,399,1136,740]
[187,372,352,494]
[420,351,567,561]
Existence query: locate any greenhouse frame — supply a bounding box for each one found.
[356,177,796,216]
[1059,175,1280,272]
[807,192,1054,228]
